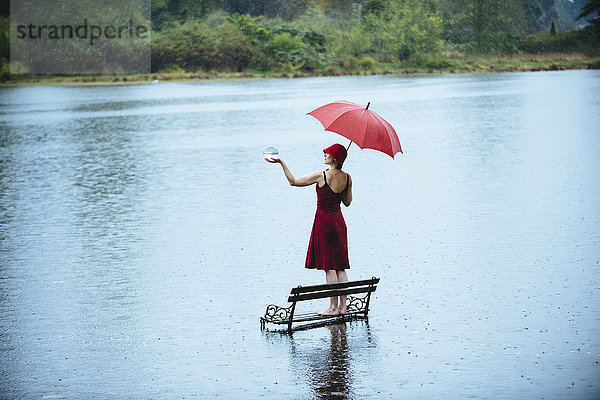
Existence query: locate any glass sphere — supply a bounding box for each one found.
[263,145,279,159]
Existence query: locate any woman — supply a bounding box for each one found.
[266,144,353,316]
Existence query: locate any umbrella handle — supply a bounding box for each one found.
[347,141,352,151]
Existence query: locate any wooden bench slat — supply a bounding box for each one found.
[263,310,367,325]
[292,310,365,323]
[288,286,376,302]
[290,277,379,294]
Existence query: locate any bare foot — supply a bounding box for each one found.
[317,308,340,316]
[337,307,347,315]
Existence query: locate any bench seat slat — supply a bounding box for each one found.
[265,310,367,324]
[290,278,379,294]
[288,286,376,302]
[292,310,365,323]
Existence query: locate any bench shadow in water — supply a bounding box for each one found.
[265,321,377,400]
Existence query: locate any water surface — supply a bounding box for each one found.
[1,70,599,399]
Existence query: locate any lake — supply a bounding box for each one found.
[1,70,599,399]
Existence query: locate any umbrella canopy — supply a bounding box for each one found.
[308,100,402,158]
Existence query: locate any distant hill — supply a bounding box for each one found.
[554,0,589,28]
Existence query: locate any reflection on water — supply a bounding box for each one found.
[266,321,377,400]
[309,324,353,400]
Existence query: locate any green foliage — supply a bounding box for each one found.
[437,0,539,53]
[0,58,9,82]
[423,55,460,69]
[278,0,311,20]
[268,32,306,55]
[0,16,8,61]
[151,19,219,72]
[470,32,520,54]
[4,0,599,80]
[517,28,600,54]
[266,30,324,71]
[320,0,362,19]
[361,0,444,60]
[336,24,373,56]
[8,0,590,77]
[144,0,600,75]
[214,21,255,71]
[464,0,526,38]
[222,0,307,19]
[226,14,271,44]
[151,9,330,73]
[152,0,220,30]
[335,54,379,72]
[357,56,378,69]
[151,14,262,72]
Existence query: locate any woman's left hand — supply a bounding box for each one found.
[264,157,281,164]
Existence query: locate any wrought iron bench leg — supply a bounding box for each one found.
[364,284,374,317]
[287,301,297,331]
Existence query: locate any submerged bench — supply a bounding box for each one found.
[260,277,379,331]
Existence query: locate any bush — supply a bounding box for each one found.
[0,17,8,61]
[469,32,519,54]
[424,56,459,69]
[361,0,444,60]
[267,32,307,56]
[214,22,255,71]
[333,25,372,57]
[517,29,600,55]
[357,56,378,69]
[0,58,10,82]
[151,20,219,72]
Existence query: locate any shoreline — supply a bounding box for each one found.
[2,54,599,87]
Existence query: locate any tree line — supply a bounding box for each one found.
[150,0,599,73]
[1,0,599,78]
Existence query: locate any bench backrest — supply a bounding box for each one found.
[287,277,379,303]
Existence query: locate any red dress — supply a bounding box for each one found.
[305,171,350,271]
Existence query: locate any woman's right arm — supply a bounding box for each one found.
[342,174,353,206]
[266,157,322,187]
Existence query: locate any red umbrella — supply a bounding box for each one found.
[308,100,402,158]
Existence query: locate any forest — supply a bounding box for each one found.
[1,0,599,81]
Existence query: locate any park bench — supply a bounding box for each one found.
[260,277,379,331]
